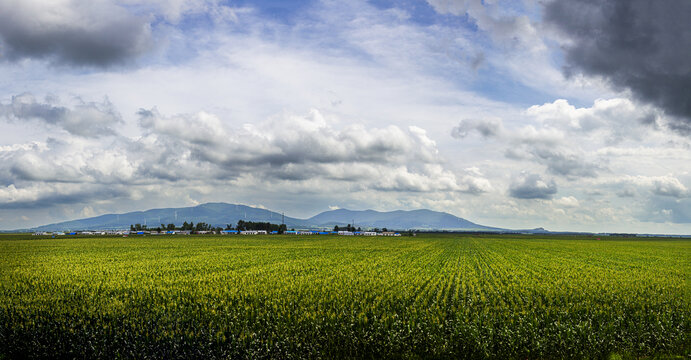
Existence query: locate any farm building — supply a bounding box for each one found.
[240,230,268,235]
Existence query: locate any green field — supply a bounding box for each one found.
[0,234,688,359]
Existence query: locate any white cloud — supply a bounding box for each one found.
[525,98,660,140]
[552,196,579,208]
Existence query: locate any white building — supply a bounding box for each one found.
[240,230,268,235]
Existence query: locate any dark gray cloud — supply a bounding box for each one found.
[544,0,691,132]
[0,0,152,67]
[451,118,503,139]
[509,173,558,199]
[1,93,122,136]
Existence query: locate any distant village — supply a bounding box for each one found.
[33,220,403,237]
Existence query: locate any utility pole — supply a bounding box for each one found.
[282,212,285,225]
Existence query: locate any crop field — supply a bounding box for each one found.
[0,234,688,359]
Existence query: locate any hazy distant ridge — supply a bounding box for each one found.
[28,202,502,232]
[31,203,308,231]
[307,208,500,231]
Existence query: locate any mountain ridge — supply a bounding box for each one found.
[20,202,505,232]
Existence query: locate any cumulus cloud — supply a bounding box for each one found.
[138,108,227,145]
[452,110,604,179]
[0,138,136,185]
[525,98,660,140]
[544,0,691,133]
[504,125,602,178]
[0,106,483,209]
[452,98,685,180]
[651,177,688,198]
[509,173,558,200]
[1,93,123,137]
[135,108,449,178]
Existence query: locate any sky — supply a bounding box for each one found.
[0,0,689,234]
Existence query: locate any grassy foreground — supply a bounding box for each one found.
[0,234,688,359]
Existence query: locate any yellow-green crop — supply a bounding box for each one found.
[0,234,688,359]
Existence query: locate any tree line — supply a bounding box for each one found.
[130,222,220,232]
[129,220,287,233]
[231,220,287,233]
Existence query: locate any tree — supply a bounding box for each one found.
[167,224,175,231]
[334,225,340,232]
[194,222,212,232]
[236,220,285,233]
[382,228,388,232]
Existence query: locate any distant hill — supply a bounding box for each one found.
[307,208,502,231]
[26,202,505,232]
[31,203,309,231]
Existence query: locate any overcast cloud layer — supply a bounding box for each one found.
[0,0,689,234]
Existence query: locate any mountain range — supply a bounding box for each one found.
[27,202,504,232]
